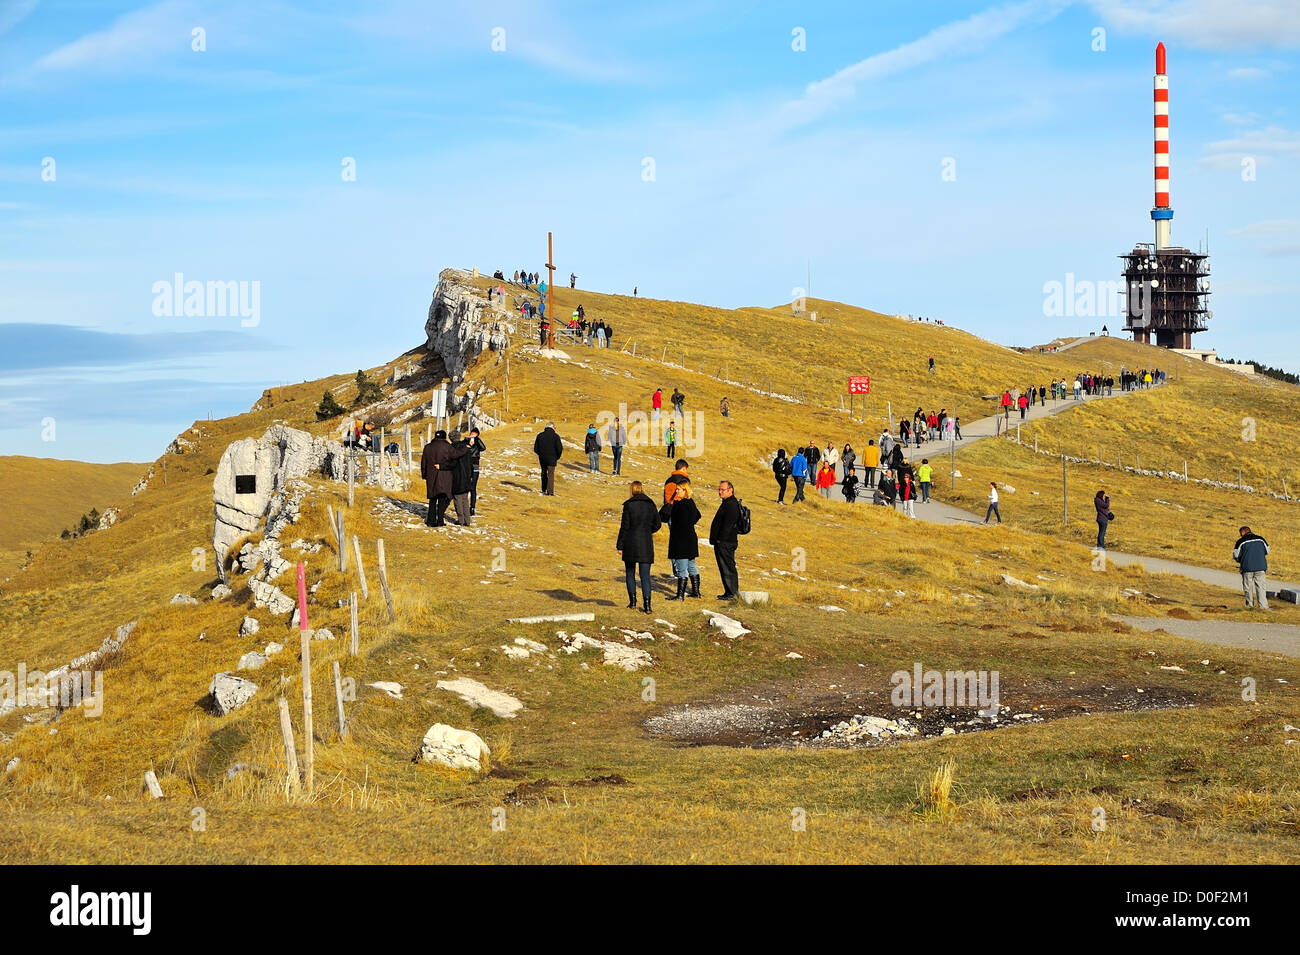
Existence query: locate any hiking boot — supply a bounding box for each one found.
[716,592,733,600]
[688,575,701,598]
[641,596,652,614]
[667,578,686,601]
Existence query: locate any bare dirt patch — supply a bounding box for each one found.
[644,664,1200,749]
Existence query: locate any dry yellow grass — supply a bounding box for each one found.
[1,279,1298,863]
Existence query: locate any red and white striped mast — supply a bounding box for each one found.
[1152,42,1173,250]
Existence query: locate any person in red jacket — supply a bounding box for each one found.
[899,471,916,518]
[1017,393,1029,418]
[652,387,663,425]
[816,461,836,498]
[1000,390,1012,421]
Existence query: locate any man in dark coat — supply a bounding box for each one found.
[533,422,563,495]
[420,430,468,527]
[616,481,662,613]
[465,427,486,515]
[449,430,476,526]
[709,479,741,600]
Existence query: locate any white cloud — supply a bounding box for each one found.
[1088,0,1300,51]
[773,0,1069,132]
[1204,125,1300,155]
[1226,66,1267,79]
[32,0,198,72]
[0,0,38,37]
[1227,219,1300,236]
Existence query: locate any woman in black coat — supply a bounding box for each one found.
[665,481,701,600]
[1095,489,1112,550]
[616,481,662,613]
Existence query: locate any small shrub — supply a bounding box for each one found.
[316,391,346,420]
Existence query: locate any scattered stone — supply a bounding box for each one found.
[514,637,548,653]
[508,612,596,624]
[999,573,1040,590]
[97,507,120,530]
[209,672,258,715]
[818,605,846,613]
[4,757,18,773]
[558,631,654,671]
[737,591,769,606]
[785,652,804,659]
[263,642,283,656]
[250,579,295,615]
[367,682,404,699]
[211,584,232,600]
[805,714,919,746]
[417,723,491,771]
[313,628,335,641]
[237,652,266,671]
[435,677,523,718]
[170,593,199,606]
[702,610,751,640]
[240,616,260,637]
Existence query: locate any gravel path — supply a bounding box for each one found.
[1115,616,1300,658]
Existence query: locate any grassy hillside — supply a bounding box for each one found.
[0,457,145,572]
[1,275,1298,864]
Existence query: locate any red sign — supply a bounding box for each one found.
[848,376,870,395]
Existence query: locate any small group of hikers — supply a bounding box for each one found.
[897,410,960,446]
[616,462,747,612]
[564,307,614,347]
[418,427,487,528]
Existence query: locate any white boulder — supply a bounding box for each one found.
[417,723,491,771]
[209,672,258,715]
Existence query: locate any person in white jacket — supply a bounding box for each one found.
[824,444,839,472]
[983,482,1001,524]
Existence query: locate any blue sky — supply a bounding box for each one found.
[2,0,1297,462]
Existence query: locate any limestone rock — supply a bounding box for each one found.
[999,573,1040,590]
[367,681,404,699]
[237,652,266,671]
[435,677,523,718]
[69,621,136,671]
[211,423,345,578]
[557,632,654,671]
[702,610,751,640]
[425,269,514,382]
[263,642,284,656]
[209,672,257,715]
[97,507,120,530]
[250,579,295,615]
[170,593,199,606]
[211,584,232,600]
[417,723,490,771]
[313,628,335,641]
[240,616,260,637]
[737,591,769,606]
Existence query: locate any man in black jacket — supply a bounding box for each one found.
[533,422,563,495]
[449,430,476,526]
[710,480,741,600]
[465,427,486,515]
[420,430,469,527]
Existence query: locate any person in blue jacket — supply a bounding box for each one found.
[790,447,809,502]
[1233,525,1271,610]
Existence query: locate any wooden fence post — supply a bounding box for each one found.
[353,536,369,600]
[333,660,347,740]
[300,629,314,795]
[376,539,396,623]
[277,696,300,797]
[337,511,347,572]
[349,592,358,656]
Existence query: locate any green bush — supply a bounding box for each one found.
[316,390,346,420]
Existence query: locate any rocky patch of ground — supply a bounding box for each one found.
[644,665,1200,749]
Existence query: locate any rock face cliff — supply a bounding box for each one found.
[211,424,345,580]
[424,269,513,383]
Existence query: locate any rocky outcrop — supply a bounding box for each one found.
[424,269,513,383]
[212,423,345,579]
[209,673,257,716]
[417,724,491,771]
[97,507,120,530]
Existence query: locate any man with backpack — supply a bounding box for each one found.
[710,480,745,600]
[1233,525,1271,610]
